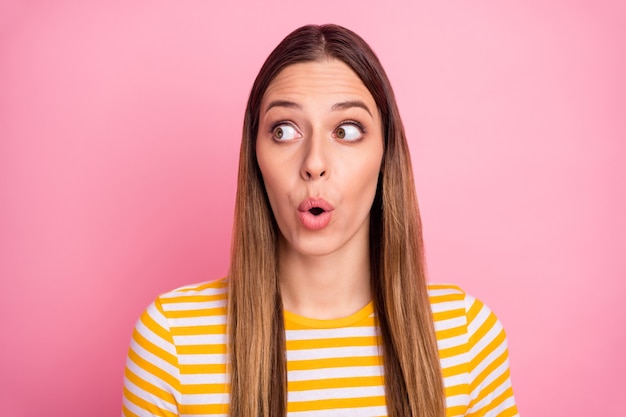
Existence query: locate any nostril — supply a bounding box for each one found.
[303,169,327,180]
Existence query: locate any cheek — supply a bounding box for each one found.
[343,152,383,212]
[257,156,292,224]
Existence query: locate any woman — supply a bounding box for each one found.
[122,24,519,417]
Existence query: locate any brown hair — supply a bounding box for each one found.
[228,24,444,417]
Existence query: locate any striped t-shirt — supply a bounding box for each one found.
[123,278,519,417]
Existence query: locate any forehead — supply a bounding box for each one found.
[261,59,377,109]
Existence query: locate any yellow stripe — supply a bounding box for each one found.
[175,279,228,293]
[473,344,507,390]
[473,386,515,415]
[166,307,227,319]
[179,403,229,415]
[139,308,173,346]
[441,362,468,378]
[469,310,498,349]
[288,375,384,391]
[160,293,226,304]
[171,324,227,336]
[180,383,229,395]
[444,382,469,397]
[430,293,464,304]
[432,308,465,322]
[124,367,176,405]
[467,298,483,322]
[473,362,511,405]
[123,386,178,417]
[446,404,469,417]
[495,404,519,417]
[177,343,227,355]
[435,324,466,340]
[288,395,386,412]
[285,316,377,330]
[132,328,178,368]
[288,356,381,371]
[127,348,180,390]
[122,403,140,417]
[179,363,227,374]
[287,336,381,350]
[438,341,469,359]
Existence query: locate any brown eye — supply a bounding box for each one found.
[272,124,299,141]
[334,123,363,141]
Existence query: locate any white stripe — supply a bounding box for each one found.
[126,357,180,398]
[437,333,468,350]
[123,376,178,412]
[169,315,226,327]
[289,385,385,402]
[123,392,158,416]
[431,300,465,314]
[161,283,227,297]
[287,345,379,361]
[288,365,383,381]
[470,325,506,364]
[445,393,471,407]
[180,414,227,417]
[129,339,180,378]
[468,304,491,335]
[471,338,507,383]
[428,287,463,297]
[145,302,171,329]
[180,372,228,385]
[172,334,227,346]
[135,317,176,354]
[178,353,228,365]
[181,392,229,405]
[442,372,469,390]
[285,326,378,340]
[468,362,512,412]
[434,316,467,331]
[440,350,470,370]
[289,405,387,417]
[162,300,226,311]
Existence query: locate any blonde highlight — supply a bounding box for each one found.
[228,24,444,417]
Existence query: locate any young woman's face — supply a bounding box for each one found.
[256,59,384,257]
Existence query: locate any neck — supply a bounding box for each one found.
[278,234,372,320]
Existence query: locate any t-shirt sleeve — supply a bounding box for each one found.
[464,294,519,417]
[122,298,181,417]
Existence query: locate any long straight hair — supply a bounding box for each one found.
[227,24,445,417]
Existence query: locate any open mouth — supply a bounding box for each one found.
[298,198,333,230]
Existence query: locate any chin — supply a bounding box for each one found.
[280,234,340,258]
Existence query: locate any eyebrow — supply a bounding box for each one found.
[331,100,373,117]
[265,100,302,113]
[264,99,373,117]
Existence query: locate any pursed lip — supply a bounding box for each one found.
[297,198,335,213]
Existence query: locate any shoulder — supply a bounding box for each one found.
[427,283,492,316]
[146,277,229,323]
[427,283,507,344]
[157,277,228,303]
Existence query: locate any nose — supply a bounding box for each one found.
[300,132,329,181]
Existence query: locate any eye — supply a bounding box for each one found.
[334,122,364,142]
[272,123,300,141]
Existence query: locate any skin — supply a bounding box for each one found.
[256,59,384,319]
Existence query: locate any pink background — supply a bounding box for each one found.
[1,1,624,416]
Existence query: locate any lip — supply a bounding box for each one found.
[297,198,334,231]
